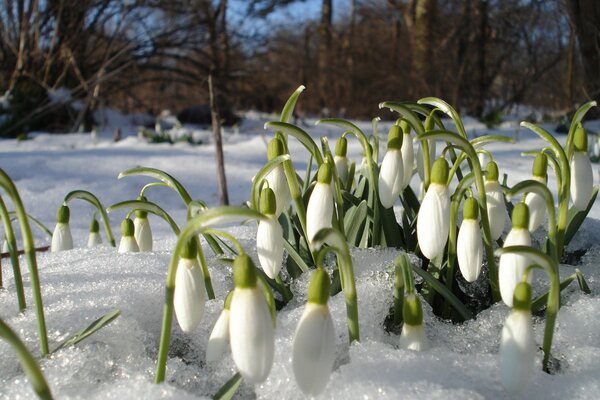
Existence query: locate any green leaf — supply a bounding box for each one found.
[8,211,52,238]
[576,268,591,294]
[531,269,590,311]
[317,118,371,153]
[264,121,323,165]
[344,200,367,246]
[283,238,310,273]
[379,205,404,248]
[470,135,514,147]
[378,102,425,137]
[564,186,599,246]
[410,265,473,321]
[213,372,243,400]
[53,310,120,352]
[280,85,306,123]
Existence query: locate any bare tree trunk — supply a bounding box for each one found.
[566,24,575,106]
[412,0,437,95]
[209,72,229,206]
[318,0,332,114]
[474,0,488,117]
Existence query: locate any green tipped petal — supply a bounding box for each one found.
[89,218,100,233]
[181,238,198,259]
[486,161,499,181]
[259,187,277,215]
[223,290,234,310]
[463,197,479,220]
[136,195,148,218]
[573,124,588,152]
[307,268,331,305]
[335,136,348,157]
[317,163,333,184]
[399,119,410,135]
[121,218,135,237]
[532,153,548,178]
[233,254,257,288]
[511,203,530,229]
[387,125,403,150]
[57,205,70,224]
[512,282,532,311]
[403,293,423,326]
[268,137,285,160]
[430,158,449,185]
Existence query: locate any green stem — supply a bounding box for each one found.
[64,190,116,247]
[0,196,26,311]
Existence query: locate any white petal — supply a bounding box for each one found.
[134,217,153,252]
[399,323,428,351]
[378,149,404,208]
[87,232,102,247]
[500,310,536,394]
[51,223,73,252]
[417,183,450,259]
[174,258,206,333]
[229,288,274,384]
[457,219,483,282]
[524,191,546,232]
[266,165,291,216]
[306,182,334,243]
[206,309,230,362]
[570,152,594,211]
[334,155,348,184]
[499,228,532,307]
[401,133,414,189]
[292,303,336,396]
[485,181,508,240]
[2,240,8,253]
[118,236,139,253]
[256,216,284,279]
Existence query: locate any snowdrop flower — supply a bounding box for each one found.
[51,205,73,252]
[378,124,404,208]
[570,124,594,211]
[134,199,153,252]
[256,187,284,279]
[265,137,291,216]
[399,120,414,189]
[206,291,233,362]
[87,217,102,247]
[399,293,428,351]
[499,203,532,307]
[416,139,436,182]
[307,163,334,243]
[484,161,508,240]
[229,254,274,384]
[334,136,349,185]
[524,153,548,232]
[174,239,206,333]
[500,282,536,394]
[457,197,483,282]
[118,217,139,253]
[417,157,450,259]
[292,268,336,396]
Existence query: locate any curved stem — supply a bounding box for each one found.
[107,199,180,235]
[64,190,116,247]
[139,182,168,198]
[0,196,26,311]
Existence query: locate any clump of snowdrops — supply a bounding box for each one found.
[1,86,597,399]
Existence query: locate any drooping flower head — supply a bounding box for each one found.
[399,120,415,190]
[499,203,532,307]
[334,135,349,185]
[399,293,428,351]
[265,137,291,216]
[174,239,206,333]
[293,268,336,396]
[500,282,536,394]
[229,254,275,384]
[256,187,284,279]
[51,204,73,252]
[457,197,483,282]
[206,291,233,362]
[307,163,334,243]
[118,217,139,253]
[484,161,507,240]
[378,124,404,208]
[570,124,594,211]
[417,157,450,259]
[134,196,153,252]
[524,152,548,232]
[87,217,102,247]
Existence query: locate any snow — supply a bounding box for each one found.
[1,111,600,399]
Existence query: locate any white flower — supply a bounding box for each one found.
[457,219,483,282]
[206,309,230,362]
[399,322,429,351]
[134,216,153,252]
[51,223,73,252]
[292,303,336,396]
[307,181,333,243]
[334,155,348,184]
[524,190,546,233]
[118,236,139,253]
[87,232,102,247]
[401,132,414,189]
[378,148,404,208]
[257,215,284,279]
[499,227,531,307]
[500,309,536,393]
[485,180,507,240]
[229,287,274,384]
[417,182,450,259]
[174,257,206,333]
[265,165,291,216]
[570,151,593,211]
